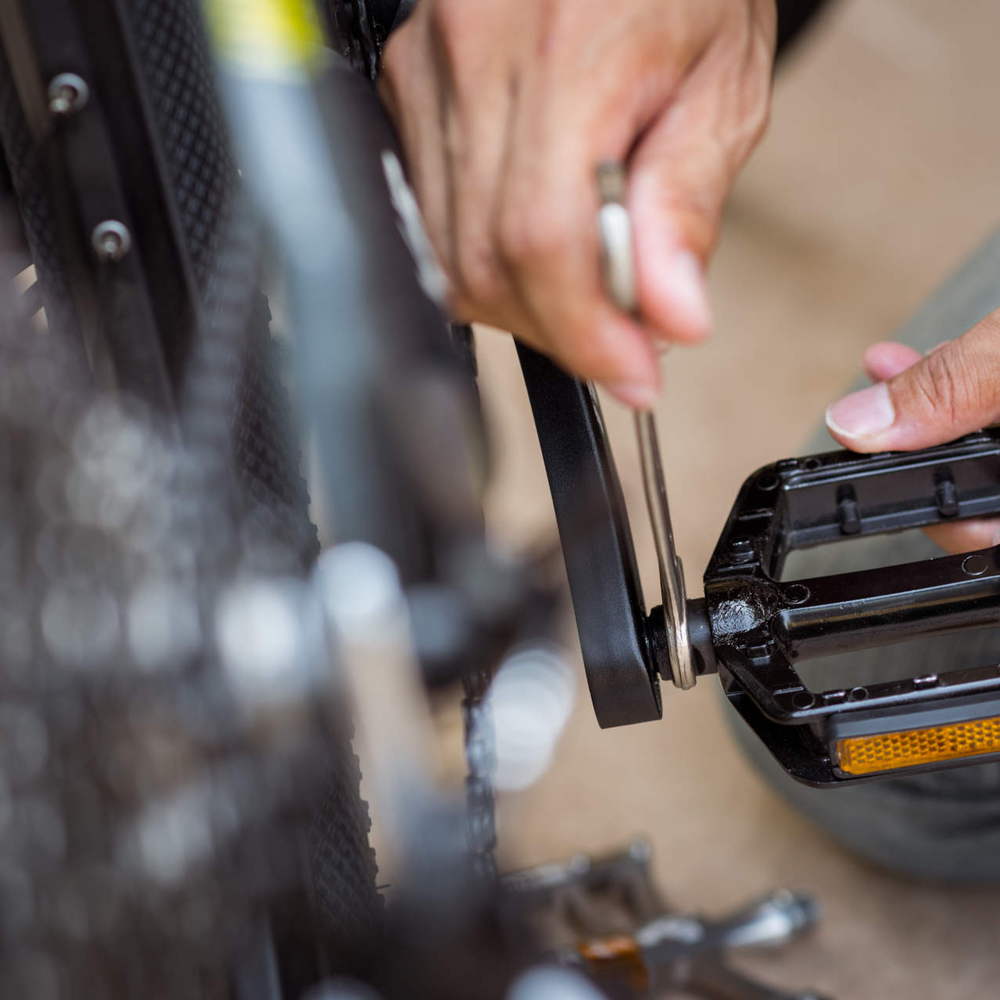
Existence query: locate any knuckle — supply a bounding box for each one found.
[381,23,415,82]
[564,326,620,378]
[427,0,475,67]
[498,202,570,267]
[744,86,772,145]
[727,74,773,162]
[427,0,461,32]
[446,287,477,324]
[452,235,503,307]
[381,41,406,89]
[913,349,973,425]
[665,184,722,258]
[571,339,614,377]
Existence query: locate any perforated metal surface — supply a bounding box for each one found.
[0,299,327,998]
[0,48,80,343]
[121,0,381,939]
[0,0,382,973]
[124,0,237,293]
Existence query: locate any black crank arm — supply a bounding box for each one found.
[517,345,661,727]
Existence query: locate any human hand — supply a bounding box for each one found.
[380,0,777,409]
[825,310,1000,553]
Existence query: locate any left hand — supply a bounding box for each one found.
[825,308,1000,554]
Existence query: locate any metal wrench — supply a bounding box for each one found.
[596,162,696,690]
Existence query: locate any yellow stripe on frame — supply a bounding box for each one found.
[205,0,324,80]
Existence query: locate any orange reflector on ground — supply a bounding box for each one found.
[836,715,1000,776]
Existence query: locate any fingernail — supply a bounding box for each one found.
[826,383,895,440]
[992,527,1000,547]
[656,250,712,339]
[603,379,660,410]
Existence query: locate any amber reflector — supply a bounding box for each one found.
[837,715,1000,776]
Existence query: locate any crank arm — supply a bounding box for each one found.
[518,347,714,729]
[518,344,662,727]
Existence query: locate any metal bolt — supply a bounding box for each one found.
[91,220,131,262]
[792,690,815,710]
[962,553,989,577]
[729,537,755,563]
[785,583,810,605]
[47,73,89,116]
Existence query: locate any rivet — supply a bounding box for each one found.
[91,220,131,262]
[48,73,89,116]
[962,554,989,577]
[792,690,815,710]
[729,537,755,563]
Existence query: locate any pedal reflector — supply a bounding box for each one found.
[836,715,1000,776]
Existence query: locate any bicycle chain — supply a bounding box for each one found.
[462,665,498,881]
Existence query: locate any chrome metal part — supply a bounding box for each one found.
[596,161,637,313]
[47,71,89,115]
[91,219,132,262]
[635,411,695,688]
[503,845,827,1000]
[596,161,696,690]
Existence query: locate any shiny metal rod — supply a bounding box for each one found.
[597,160,696,690]
[634,410,695,688]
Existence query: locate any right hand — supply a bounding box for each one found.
[380,0,777,408]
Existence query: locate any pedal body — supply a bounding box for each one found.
[706,430,1000,785]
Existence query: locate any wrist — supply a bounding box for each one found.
[321,0,415,78]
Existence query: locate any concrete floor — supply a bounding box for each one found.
[472,2,1000,997]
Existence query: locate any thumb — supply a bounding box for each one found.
[826,310,1000,453]
[627,105,729,346]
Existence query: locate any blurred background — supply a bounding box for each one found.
[470,1,1000,996]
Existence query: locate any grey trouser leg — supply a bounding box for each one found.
[729,229,1000,881]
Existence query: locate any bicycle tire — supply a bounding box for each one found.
[0,0,381,983]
